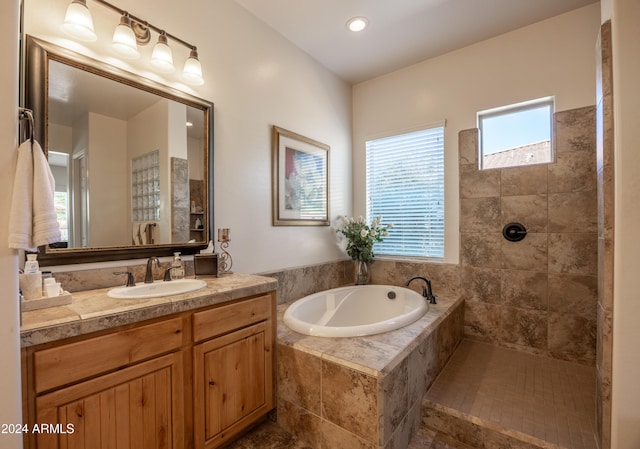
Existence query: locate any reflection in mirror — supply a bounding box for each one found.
[48,59,206,248]
[25,36,213,265]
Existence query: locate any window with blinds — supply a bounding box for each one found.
[365,125,445,258]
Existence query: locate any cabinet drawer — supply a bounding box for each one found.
[34,317,184,393]
[193,295,271,342]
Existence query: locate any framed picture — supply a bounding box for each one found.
[272,126,330,226]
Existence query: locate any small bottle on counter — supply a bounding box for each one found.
[24,253,39,274]
[170,252,185,280]
[20,254,42,299]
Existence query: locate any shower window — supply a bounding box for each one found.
[478,97,554,170]
[365,124,445,259]
[131,150,160,222]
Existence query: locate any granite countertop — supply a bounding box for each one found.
[20,273,278,348]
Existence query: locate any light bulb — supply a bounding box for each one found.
[183,48,204,86]
[150,32,175,73]
[112,14,139,59]
[61,0,97,42]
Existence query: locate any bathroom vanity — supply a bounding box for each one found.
[20,273,277,449]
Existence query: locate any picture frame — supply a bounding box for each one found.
[272,126,330,226]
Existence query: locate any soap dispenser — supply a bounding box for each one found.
[170,252,185,280]
[20,253,42,299]
[24,253,40,274]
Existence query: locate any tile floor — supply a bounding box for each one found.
[227,419,471,449]
[225,420,312,449]
[425,340,597,449]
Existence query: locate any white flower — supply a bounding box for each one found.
[387,223,394,228]
[383,231,389,237]
[370,229,377,237]
[360,229,368,238]
[358,216,365,224]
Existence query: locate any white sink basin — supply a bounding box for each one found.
[108,279,207,299]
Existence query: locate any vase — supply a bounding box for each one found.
[354,259,370,285]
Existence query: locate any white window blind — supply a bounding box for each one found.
[366,126,445,258]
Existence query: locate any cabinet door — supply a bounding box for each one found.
[35,352,183,449]
[193,321,273,449]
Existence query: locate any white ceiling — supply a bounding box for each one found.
[234,0,598,84]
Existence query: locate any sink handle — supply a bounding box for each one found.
[114,271,136,287]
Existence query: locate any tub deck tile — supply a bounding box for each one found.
[277,296,464,377]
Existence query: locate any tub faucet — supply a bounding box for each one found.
[145,257,160,283]
[406,276,437,304]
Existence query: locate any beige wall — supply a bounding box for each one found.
[0,2,23,447]
[604,0,640,447]
[88,112,128,246]
[353,4,601,264]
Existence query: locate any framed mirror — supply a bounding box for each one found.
[23,36,214,265]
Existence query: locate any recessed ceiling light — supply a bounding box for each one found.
[346,17,368,32]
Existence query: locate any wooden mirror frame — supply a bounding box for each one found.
[23,36,214,266]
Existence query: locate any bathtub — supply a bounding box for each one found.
[283,285,429,337]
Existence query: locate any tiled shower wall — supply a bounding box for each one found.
[595,20,613,449]
[171,157,190,243]
[459,106,598,365]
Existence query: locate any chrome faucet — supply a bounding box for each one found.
[406,276,437,304]
[145,257,160,283]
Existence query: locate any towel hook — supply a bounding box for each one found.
[18,107,35,144]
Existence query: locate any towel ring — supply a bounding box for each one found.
[18,107,35,144]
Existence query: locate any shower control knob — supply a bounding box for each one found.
[502,223,527,242]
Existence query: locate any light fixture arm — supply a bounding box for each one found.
[91,0,194,50]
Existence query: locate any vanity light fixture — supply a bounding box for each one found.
[61,0,97,42]
[346,16,368,32]
[182,48,204,86]
[150,32,175,73]
[60,0,205,85]
[111,13,139,59]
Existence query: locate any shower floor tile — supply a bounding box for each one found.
[424,340,597,449]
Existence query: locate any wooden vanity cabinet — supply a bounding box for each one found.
[22,291,276,449]
[192,295,274,449]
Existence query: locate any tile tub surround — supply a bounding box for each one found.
[20,272,277,347]
[276,295,464,449]
[595,20,613,449]
[261,260,350,305]
[458,105,598,366]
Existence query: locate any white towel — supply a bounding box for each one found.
[8,140,61,251]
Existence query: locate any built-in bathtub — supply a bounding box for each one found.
[276,291,465,449]
[283,285,429,338]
